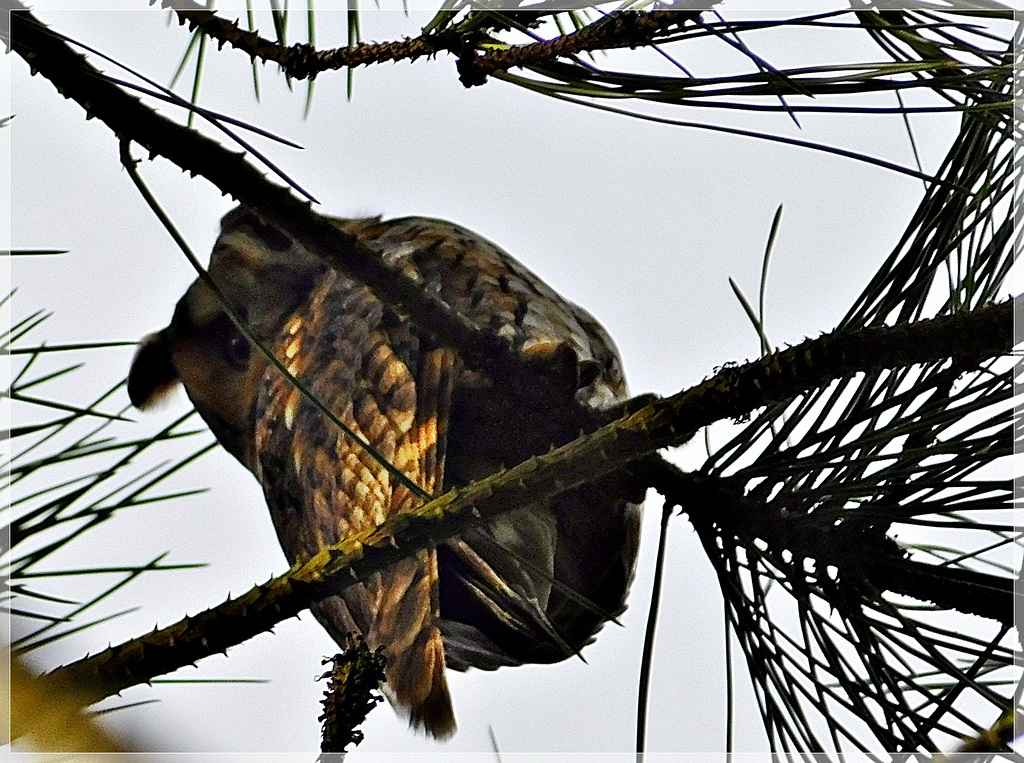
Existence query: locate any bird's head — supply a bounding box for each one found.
[127,207,326,468]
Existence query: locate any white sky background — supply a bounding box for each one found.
[5,2,1016,759]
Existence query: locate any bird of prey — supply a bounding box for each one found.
[128,207,642,738]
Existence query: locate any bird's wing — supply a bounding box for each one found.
[332,216,640,669]
[254,269,458,738]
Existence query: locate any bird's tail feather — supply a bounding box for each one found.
[384,627,456,738]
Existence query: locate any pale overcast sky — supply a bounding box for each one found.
[6,3,1013,759]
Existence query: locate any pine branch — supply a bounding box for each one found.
[455,10,696,87]
[31,300,1013,715]
[5,2,592,424]
[657,467,1015,626]
[165,0,457,77]
[162,1,696,87]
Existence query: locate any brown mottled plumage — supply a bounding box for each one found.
[128,207,642,738]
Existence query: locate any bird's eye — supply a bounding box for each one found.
[209,313,251,370]
[226,331,251,369]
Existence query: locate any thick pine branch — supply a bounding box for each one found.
[31,300,1014,717]
[5,2,590,425]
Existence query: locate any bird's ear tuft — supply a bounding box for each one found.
[128,330,180,409]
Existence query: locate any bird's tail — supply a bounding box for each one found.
[355,547,455,740]
[383,625,457,739]
[376,347,459,738]
[312,576,457,740]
